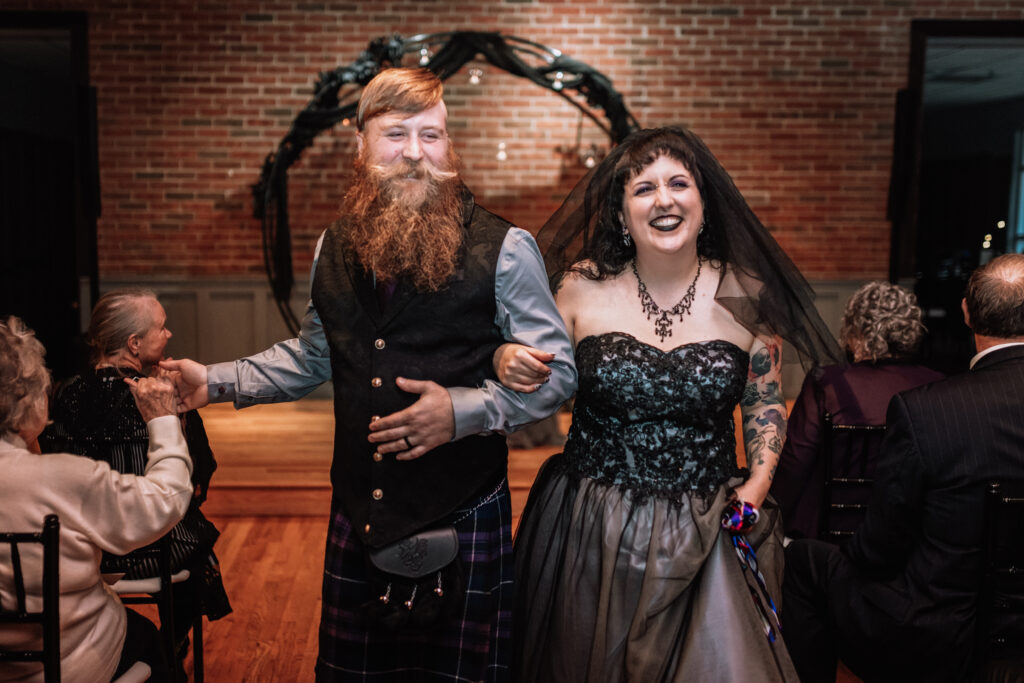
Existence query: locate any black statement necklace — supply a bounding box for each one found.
[631,258,702,341]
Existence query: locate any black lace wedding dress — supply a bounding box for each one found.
[513,333,798,682]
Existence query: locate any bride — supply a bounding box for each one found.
[496,126,840,681]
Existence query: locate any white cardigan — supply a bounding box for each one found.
[0,416,193,683]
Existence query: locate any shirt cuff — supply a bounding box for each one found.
[448,386,489,440]
[206,362,237,404]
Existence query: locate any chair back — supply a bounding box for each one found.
[114,535,180,674]
[0,514,60,683]
[113,533,202,683]
[818,412,886,542]
[975,481,1024,681]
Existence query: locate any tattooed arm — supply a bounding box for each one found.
[734,335,787,507]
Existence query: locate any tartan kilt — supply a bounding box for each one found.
[316,479,513,682]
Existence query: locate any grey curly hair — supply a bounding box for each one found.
[839,281,926,362]
[0,316,51,435]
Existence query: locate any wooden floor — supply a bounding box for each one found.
[134,515,326,680]
[181,398,860,682]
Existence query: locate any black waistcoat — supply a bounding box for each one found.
[312,189,510,547]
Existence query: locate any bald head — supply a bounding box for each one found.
[964,253,1024,340]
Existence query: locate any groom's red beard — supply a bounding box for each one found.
[339,151,464,292]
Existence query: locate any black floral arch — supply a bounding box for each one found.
[252,31,639,334]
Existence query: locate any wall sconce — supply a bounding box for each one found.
[468,67,483,85]
[555,141,606,169]
[556,114,606,169]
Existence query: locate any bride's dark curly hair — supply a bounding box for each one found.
[537,125,842,368]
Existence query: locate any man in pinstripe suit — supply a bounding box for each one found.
[782,253,1024,683]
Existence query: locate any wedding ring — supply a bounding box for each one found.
[403,436,413,450]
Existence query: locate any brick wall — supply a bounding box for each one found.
[8,0,1024,281]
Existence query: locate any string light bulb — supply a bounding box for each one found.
[496,142,507,162]
[468,67,483,85]
[582,144,598,168]
[419,48,431,66]
[552,71,564,91]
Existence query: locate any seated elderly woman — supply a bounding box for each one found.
[769,281,945,539]
[0,316,191,683]
[39,289,231,652]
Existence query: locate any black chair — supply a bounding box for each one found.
[1,514,153,682]
[0,514,60,683]
[818,412,887,542]
[112,534,204,683]
[974,481,1024,682]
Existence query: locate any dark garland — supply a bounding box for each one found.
[252,31,639,335]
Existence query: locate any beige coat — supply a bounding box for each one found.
[0,416,192,683]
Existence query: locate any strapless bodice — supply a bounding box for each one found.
[562,332,749,499]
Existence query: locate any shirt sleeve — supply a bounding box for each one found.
[448,228,577,439]
[57,415,195,555]
[207,232,332,408]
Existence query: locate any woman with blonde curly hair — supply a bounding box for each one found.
[770,281,945,539]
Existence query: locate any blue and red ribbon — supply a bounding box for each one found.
[721,499,782,643]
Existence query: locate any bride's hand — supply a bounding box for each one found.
[493,343,554,393]
[732,480,768,510]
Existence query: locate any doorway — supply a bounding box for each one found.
[0,12,98,379]
[891,20,1024,374]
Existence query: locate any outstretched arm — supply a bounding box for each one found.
[736,336,787,507]
[161,233,332,410]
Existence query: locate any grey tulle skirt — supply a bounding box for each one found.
[513,455,800,682]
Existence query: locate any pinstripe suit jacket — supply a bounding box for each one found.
[841,343,1024,674]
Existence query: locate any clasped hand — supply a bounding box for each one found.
[493,343,554,393]
[158,358,209,411]
[124,375,180,422]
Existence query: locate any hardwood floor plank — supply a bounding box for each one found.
[192,516,327,681]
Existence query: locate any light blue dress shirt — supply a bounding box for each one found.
[206,227,576,439]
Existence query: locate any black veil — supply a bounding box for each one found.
[536,126,843,369]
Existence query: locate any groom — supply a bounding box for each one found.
[164,67,575,681]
